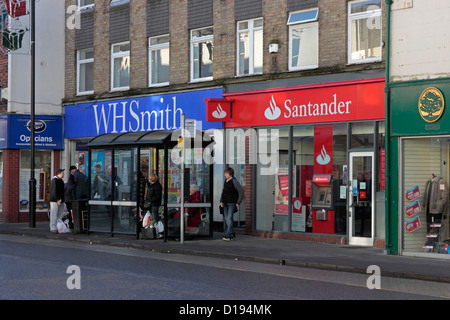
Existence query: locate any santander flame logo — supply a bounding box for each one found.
[212,104,227,119]
[316,145,331,165]
[264,96,281,120]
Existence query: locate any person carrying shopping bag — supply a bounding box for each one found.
[220,167,244,241]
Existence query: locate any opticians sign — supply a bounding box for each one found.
[222,78,385,128]
[0,114,63,149]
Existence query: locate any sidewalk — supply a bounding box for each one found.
[1,221,450,283]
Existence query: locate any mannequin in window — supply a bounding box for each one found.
[423,174,449,232]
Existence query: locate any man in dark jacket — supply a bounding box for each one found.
[64,166,77,229]
[73,165,88,199]
[220,167,245,241]
[49,168,65,233]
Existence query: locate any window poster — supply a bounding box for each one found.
[292,197,305,232]
[275,166,295,215]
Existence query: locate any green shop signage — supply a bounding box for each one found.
[390,81,450,136]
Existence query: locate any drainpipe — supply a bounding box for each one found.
[384,0,392,253]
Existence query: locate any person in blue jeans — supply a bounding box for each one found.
[220,167,245,241]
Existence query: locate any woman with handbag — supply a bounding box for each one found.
[220,167,244,241]
[143,173,163,237]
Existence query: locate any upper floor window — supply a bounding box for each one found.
[149,35,170,87]
[78,0,94,10]
[348,0,382,64]
[288,8,319,71]
[111,42,130,91]
[237,18,263,76]
[190,27,213,82]
[110,0,130,6]
[77,48,94,95]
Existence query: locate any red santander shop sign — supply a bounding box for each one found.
[222,78,385,128]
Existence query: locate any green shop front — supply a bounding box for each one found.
[388,80,450,257]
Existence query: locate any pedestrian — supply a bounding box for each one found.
[220,167,244,241]
[49,168,65,233]
[64,166,77,229]
[73,165,88,199]
[146,173,162,227]
[93,163,107,200]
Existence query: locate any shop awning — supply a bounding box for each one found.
[87,130,214,147]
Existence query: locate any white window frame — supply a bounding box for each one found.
[236,18,263,76]
[347,0,382,65]
[148,35,170,87]
[77,48,94,96]
[78,0,94,11]
[190,27,214,82]
[288,8,319,71]
[111,41,130,92]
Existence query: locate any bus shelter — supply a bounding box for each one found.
[86,130,214,240]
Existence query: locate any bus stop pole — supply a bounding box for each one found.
[180,114,185,244]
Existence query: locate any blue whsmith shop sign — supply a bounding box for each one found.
[0,114,63,150]
[64,88,223,139]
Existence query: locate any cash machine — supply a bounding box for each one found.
[311,174,335,234]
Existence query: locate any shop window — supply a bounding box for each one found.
[401,137,450,254]
[292,126,314,232]
[255,127,288,232]
[77,48,94,95]
[237,18,263,76]
[348,0,382,64]
[288,9,319,71]
[111,42,130,91]
[19,150,52,211]
[190,27,213,82]
[149,35,170,87]
[351,122,374,147]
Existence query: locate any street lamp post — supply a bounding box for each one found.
[29,0,36,228]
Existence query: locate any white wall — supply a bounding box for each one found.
[7,0,65,115]
[390,0,450,81]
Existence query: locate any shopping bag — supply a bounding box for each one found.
[57,219,70,234]
[142,211,151,229]
[155,221,164,234]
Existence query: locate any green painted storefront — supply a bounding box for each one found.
[387,78,450,257]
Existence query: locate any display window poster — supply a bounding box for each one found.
[405,216,421,233]
[405,200,421,217]
[275,166,295,215]
[78,152,88,174]
[292,197,305,232]
[405,185,421,201]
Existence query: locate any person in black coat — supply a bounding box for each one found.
[49,168,66,233]
[220,167,244,241]
[146,173,162,216]
[64,169,77,229]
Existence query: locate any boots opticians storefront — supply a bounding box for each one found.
[211,77,386,246]
[388,80,450,257]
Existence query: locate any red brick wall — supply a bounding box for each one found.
[1,150,20,223]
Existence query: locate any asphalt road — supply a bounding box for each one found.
[1,234,449,305]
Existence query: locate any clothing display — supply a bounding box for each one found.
[423,175,449,252]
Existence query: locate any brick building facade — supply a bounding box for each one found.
[64,0,386,245]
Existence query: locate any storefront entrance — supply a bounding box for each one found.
[349,152,374,246]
